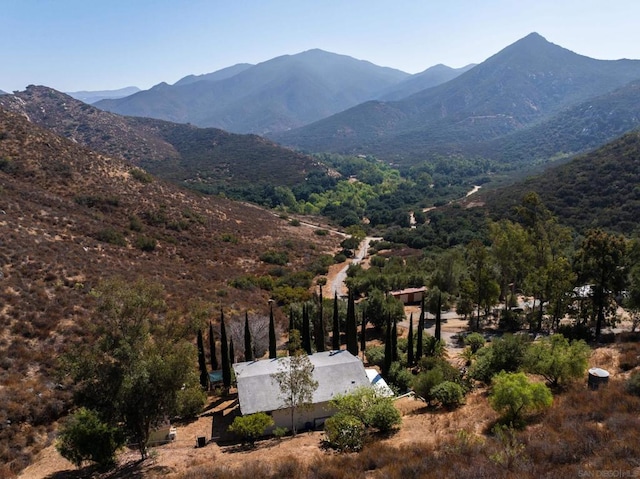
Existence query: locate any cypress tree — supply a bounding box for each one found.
[209,321,218,371]
[244,312,253,362]
[383,314,392,377]
[416,296,425,362]
[435,292,442,342]
[332,292,340,351]
[229,337,235,365]
[346,290,358,356]
[391,313,398,362]
[288,307,295,333]
[197,329,209,390]
[302,304,312,355]
[407,313,414,366]
[314,296,325,353]
[220,309,231,390]
[268,301,277,359]
[360,305,367,360]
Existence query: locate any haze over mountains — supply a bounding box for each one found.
[274,33,640,166]
[95,49,413,133]
[65,86,141,104]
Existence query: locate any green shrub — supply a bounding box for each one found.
[290,219,301,226]
[388,361,412,393]
[324,413,365,451]
[94,228,126,246]
[365,346,385,368]
[431,381,465,409]
[130,168,153,184]
[260,250,289,265]
[625,372,640,396]
[228,413,274,446]
[314,229,329,236]
[523,334,590,387]
[489,371,553,426]
[56,408,122,469]
[273,426,288,439]
[135,235,157,252]
[176,384,206,418]
[464,332,486,353]
[366,398,401,432]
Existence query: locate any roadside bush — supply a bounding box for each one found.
[324,413,365,451]
[430,381,465,409]
[228,412,274,446]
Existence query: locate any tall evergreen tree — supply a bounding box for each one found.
[314,296,325,353]
[197,329,209,390]
[383,314,392,377]
[391,313,398,362]
[289,307,295,333]
[416,297,425,362]
[360,306,367,360]
[269,301,277,359]
[407,313,414,366]
[244,312,253,362]
[209,321,218,371]
[302,304,312,355]
[346,290,358,356]
[435,292,442,342]
[332,292,340,350]
[229,337,235,365]
[220,309,231,390]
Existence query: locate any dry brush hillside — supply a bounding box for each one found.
[0,106,339,475]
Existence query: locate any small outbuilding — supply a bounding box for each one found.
[233,350,371,432]
[389,286,427,305]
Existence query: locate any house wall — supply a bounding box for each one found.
[269,401,337,433]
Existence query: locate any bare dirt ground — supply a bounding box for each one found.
[18,390,497,479]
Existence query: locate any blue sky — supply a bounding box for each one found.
[2,0,640,93]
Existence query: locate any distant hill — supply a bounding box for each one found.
[377,63,476,101]
[0,89,7,95]
[486,129,640,236]
[274,33,640,166]
[0,103,339,474]
[0,86,324,193]
[66,86,140,103]
[475,79,640,167]
[95,49,409,134]
[173,63,253,86]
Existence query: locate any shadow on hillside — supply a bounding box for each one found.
[45,459,148,479]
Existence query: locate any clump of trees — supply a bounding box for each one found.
[60,278,206,465]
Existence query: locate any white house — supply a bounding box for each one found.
[232,350,371,432]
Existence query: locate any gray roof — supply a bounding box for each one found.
[233,350,371,415]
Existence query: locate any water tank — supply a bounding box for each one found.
[588,368,610,390]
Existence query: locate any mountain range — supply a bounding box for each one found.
[273,33,640,168]
[94,49,413,134]
[65,86,141,103]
